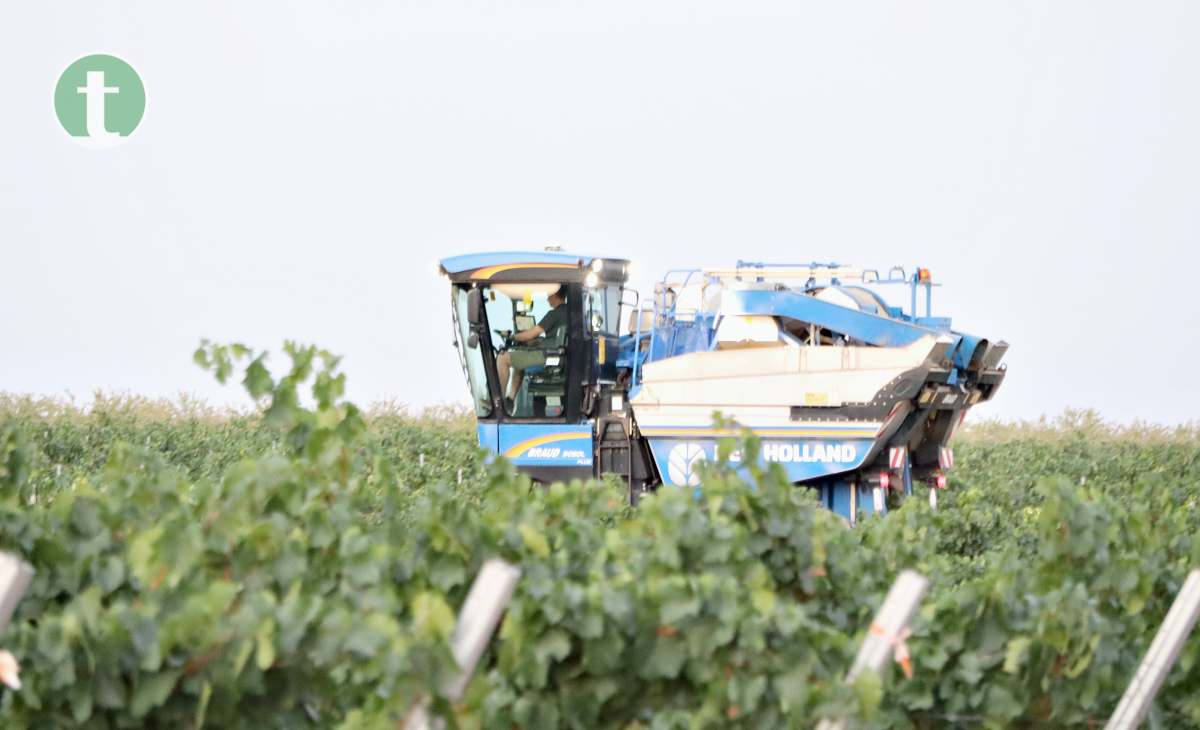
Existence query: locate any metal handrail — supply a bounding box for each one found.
[708,263,921,286]
[706,262,942,319]
[630,301,654,387]
[636,262,945,359]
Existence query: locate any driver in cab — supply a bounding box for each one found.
[497,285,567,411]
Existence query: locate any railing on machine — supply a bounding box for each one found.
[627,268,704,388]
[711,261,941,320]
[643,268,705,381]
[627,262,943,386]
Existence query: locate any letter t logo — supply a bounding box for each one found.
[76,70,120,140]
[56,54,147,147]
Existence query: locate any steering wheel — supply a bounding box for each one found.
[493,329,514,351]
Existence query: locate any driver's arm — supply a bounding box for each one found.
[514,325,544,343]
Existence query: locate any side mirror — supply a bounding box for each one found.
[467,288,483,325]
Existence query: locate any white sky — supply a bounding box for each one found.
[2,1,1197,423]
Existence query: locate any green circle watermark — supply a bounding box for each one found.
[54,54,146,148]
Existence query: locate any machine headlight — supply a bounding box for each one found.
[584,271,600,288]
[590,259,604,272]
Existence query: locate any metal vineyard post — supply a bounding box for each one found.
[0,552,33,633]
[404,559,522,730]
[816,570,930,730]
[1105,569,1200,730]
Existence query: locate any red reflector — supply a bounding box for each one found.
[918,268,932,282]
[935,474,948,490]
[879,471,891,491]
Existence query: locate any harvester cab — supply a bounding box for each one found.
[439,252,1008,523]
[440,251,630,484]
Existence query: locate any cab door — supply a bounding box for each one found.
[484,282,595,482]
[587,283,622,384]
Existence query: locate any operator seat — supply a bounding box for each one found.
[518,322,569,417]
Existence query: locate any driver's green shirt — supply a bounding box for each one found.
[537,303,568,343]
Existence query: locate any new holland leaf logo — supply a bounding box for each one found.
[667,442,707,487]
[54,54,146,148]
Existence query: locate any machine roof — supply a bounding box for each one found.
[439,250,597,274]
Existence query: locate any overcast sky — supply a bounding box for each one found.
[2,1,1197,423]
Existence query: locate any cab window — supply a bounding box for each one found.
[488,283,570,419]
[452,287,493,417]
[587,283,622,335]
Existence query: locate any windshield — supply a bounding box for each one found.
[453,287,492,417]
[452,282,575,419]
